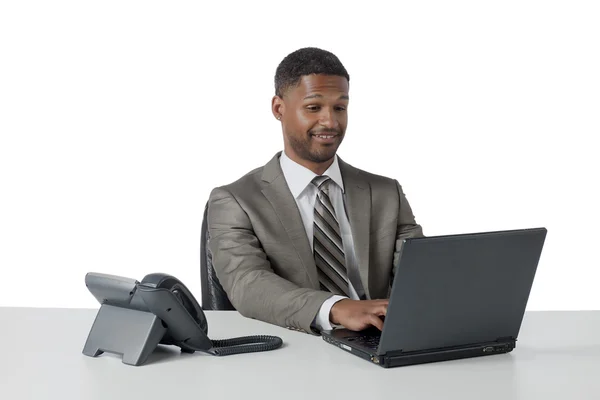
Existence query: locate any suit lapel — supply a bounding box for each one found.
[259,152,373,296]
[339,157,372,299]
[261,153,320,288]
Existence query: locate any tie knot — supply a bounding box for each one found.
[312,175,332,191]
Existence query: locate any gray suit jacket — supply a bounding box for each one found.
[207,152,424,334]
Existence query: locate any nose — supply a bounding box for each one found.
[319,108,339,130]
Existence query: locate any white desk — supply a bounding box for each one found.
[1,308,599,400]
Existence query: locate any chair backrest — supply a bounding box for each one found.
[200,201,235,311]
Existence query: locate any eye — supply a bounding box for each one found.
[306,105,321,112]
[335,106,347,111]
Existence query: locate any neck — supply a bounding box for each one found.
[284,148,334,176]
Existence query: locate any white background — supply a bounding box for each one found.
[1,1,598,310]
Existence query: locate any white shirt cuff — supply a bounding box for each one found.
[314,295,347,331]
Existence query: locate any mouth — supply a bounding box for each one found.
[311,133,340,144]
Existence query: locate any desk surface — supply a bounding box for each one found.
[1,308,599,400]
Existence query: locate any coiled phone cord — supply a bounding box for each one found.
[208,335,283,356]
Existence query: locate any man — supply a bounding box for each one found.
[207,47,424,335]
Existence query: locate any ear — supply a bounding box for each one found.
[271,95,284,121]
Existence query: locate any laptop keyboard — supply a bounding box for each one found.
[348,334,381,349]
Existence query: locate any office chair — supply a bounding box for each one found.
[200,202,235,311]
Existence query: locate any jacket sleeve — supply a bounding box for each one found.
[392,180,425,278]
[207,187,332,335]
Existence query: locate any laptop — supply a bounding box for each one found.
[321,227,547,368]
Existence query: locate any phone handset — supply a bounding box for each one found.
[137,273,283,356]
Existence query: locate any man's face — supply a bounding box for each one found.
[276,74,349,165]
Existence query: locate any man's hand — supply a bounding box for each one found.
[329,299,389,331]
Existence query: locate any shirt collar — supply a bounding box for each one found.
[280,150,345,199]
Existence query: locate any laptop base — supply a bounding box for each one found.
[322,331,515,368]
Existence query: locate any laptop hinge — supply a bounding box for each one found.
[496,336,516,342]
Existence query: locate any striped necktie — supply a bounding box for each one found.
[312,175,351,297]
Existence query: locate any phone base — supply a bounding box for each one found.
[82,304,167,366]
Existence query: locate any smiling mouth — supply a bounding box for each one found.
[312,134,337,139]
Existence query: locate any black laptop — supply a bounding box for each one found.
[321,227,547,368]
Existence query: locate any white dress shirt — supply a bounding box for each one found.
[279,151,363,331]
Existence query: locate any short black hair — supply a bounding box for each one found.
[274,47,350,97]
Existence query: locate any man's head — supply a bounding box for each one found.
[272,47,350,174]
